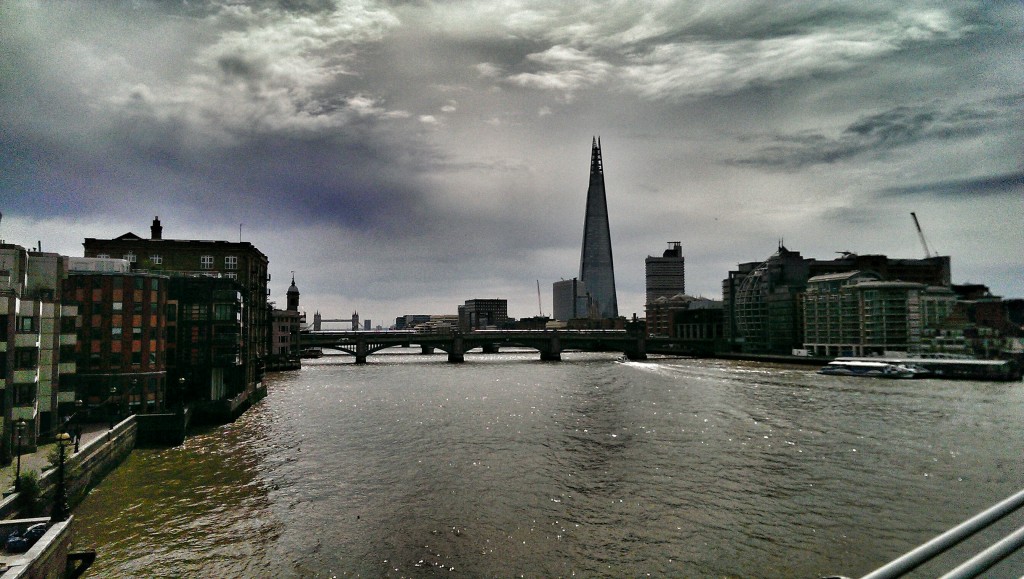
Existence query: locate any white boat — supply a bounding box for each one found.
[818,360,917,379]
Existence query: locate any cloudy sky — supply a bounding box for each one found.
[2,0,1021,326]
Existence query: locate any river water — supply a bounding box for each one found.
[73,351,1024,577]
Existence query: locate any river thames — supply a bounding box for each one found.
[73,351,1024,577]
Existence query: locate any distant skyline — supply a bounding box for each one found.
[2,1,1021,326]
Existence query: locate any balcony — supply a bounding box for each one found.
[212,353,241,366]
[14,333,39,348]
[13,369,38,384]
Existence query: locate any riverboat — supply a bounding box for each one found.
[300,347,323,359]
[818,360,917,379]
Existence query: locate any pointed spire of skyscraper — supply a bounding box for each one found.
[578,137,618,319]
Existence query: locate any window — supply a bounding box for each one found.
[132,327,142,337]
[113,302,123,312]
[14,348,39,371]
[131,352,141,365]
[124,252,137,263]
[15,349,38,369]
[60,344,76,361]
[214,304,235,321]
[225,272,237,280]
[225,256,238,270]
[201,255,214,270]
[14,383,35,405]
[17,316,36,333]
[60,316,76,333]
[135,277,144,290]
[185,304,207,321]
[134,302,144,314]
[112,327,123,338]
[97,253,110,259]
[150,254,162,265]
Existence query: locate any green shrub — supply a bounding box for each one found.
[16,471,41,516]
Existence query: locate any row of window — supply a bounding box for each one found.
[96,253,239,270]
[88,351,161,368]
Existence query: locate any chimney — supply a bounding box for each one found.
[151,216,163,240]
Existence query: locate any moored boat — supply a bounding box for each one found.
[818,360,917,379]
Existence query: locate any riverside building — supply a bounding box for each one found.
[802,272,956,357]
[83,217,270,417]
[0,244,78,461]
[61,258,169,420]
[268,275,303,371]
[723,246,953,355]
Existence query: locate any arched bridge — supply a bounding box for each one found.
[299,329,647,364]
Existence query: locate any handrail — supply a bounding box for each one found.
[938,524,1024,579]
[859,488,1024,579]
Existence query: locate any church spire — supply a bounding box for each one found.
[286,271,300,311]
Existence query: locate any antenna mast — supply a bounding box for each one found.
[537,280,543,316]
[910,212,933,258]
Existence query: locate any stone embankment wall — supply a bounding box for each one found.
[0,517,74,579]
[0,418,137,520]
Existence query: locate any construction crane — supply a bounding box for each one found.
[910,212,934,258]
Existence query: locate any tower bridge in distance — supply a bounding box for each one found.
[299,328,648,364]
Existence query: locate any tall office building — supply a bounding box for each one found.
[578,138,618,319]
[646,241,685,303]
[552,278,590,321]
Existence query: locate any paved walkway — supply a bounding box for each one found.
[0,423,113,494]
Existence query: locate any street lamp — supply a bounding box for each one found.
[108,386,118,429]
[130,378,138,415]
[13,420,25,492]
[50,432,71,522]
[177,377,186,415]
[74,400,83,453]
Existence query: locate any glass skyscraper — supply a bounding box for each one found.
[578,138,618,319]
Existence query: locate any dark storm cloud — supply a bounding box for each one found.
[878,172,1024,199]
[1,0,1022,319]
[730,98,1020,170]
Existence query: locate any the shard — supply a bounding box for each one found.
[578,137,619,319]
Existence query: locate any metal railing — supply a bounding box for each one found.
[858,488,1024,578]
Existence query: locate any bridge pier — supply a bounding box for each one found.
[355,340,368,364]
[540,336,561,361]
[448,336,465,363]
[481,343,498,354]
[421,345,435,355]
[624,333,647,361]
